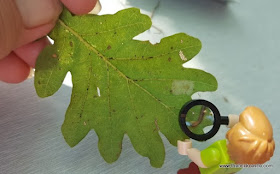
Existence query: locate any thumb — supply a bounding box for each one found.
[0,0,62,59]
[15,0,62,28]
[0,0,23,59]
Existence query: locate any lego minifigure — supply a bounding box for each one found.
[177,101,275,174]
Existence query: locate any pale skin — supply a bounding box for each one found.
[177,114,239,168]
[177,139,207,168]
[0,0,99,83]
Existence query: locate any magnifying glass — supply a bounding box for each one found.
[179,100,229,141]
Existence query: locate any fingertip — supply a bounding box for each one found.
[18,22,55,47]
[0,52,30,83]
[61,0,97,15]
[15,0,62,28]
[14,37,50,68]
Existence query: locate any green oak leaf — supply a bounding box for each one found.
[35,8,217,167]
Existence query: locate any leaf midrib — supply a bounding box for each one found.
[58,19,176,116]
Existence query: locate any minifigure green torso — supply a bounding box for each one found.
[199,139,242,174]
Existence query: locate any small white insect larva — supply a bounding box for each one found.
[97,87,101,97]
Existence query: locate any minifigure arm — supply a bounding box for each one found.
[187,147,222,169]
[186,148,207,168]
[227,114,239,128]
[177,139,207,168]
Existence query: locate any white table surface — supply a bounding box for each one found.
[1,0,279,173]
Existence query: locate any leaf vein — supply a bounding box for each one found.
[107,64,114,156]
[127,79,154,157]
[79,22,146,36]
[134,79,216,88]
[42,70,54,96]
[58,19,177,117]
[109,45,200,60]
[79,66,93,118]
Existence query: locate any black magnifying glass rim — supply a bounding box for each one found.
[179,99,221,141]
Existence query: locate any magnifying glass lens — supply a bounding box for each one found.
[185,105,215,135]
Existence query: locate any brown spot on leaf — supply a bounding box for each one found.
[180,114,186,118]
[69,41,73,47]
[107,45,111,50]
[52,54,57,58]
[154,119,160,132]
[168,57,172,62]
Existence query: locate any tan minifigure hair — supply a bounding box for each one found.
[226,106,275,164]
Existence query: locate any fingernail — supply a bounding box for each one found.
[15,0,62,28]
[89,0,102,15]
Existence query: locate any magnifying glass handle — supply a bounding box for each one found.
[221,116,229,125]
[227,114,239,128]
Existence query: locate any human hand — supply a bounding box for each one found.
[0,0,99,83]
[177,139,192,156]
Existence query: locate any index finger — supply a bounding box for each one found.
[60,0,98,15]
